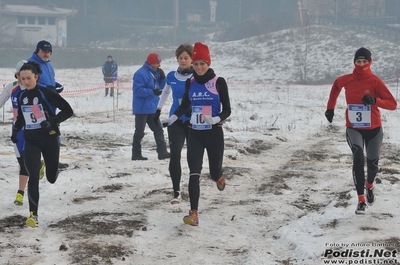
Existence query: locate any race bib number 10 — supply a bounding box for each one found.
[348,104,371,128]
[191,105,212,130]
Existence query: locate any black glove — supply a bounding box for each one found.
[325,109,334,123]
[153,109,161,125]
[41,120,51,129]
[362,95,376,106]
[153,89,162,96]
[55,82,64,93]
[40,120,56,135]
[11,128,19,143]
[157,68,165,79]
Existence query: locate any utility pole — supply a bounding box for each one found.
[210,1,217,22]
[297,0,303,26]
[238,0,242,23]
[173,0,179,46]
[335,0,338,25]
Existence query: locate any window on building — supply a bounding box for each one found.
[38,17,46,25]
[48,17,56,25]
[186,13,201,22]
[27,16,36,24]
[17,16,26,24]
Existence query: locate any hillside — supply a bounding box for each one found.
[208,25,400,84]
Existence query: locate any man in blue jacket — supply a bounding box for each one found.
[27,40,64,93]
[132,53,170,160]
[102,55,118,97]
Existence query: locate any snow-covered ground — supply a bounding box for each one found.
[0,25,399,265]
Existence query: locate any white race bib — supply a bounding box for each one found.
[348,104,371,128]
[21,104,46,130]
[190,105,212,130]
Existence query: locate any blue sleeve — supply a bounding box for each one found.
[133,70,153,98]
[102,63,106,75]
[112,62,118,76]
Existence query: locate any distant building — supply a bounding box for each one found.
[0,4,77,47]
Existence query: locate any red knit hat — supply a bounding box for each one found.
[192,42,211,65]
[147,53,162,64]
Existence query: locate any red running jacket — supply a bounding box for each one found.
[326,62,397,130]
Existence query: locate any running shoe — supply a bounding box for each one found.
[355,201,367,215]
[171,191,181,205]
[14,193,23,206]
[366,187,375,206]
[183,210,199,226]
[216,176,226,191]
[26,212,38,227]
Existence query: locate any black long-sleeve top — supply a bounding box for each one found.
[14,85,73,140]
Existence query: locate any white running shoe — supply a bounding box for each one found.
[171,191,181,205]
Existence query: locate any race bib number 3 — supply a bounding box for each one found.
[348,104,371,128]
[191,106,212,130]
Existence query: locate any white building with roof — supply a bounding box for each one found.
[0,4,77,47]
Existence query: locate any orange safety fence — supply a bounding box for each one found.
[1,77,399,96]
[60,82,132,96]
[0,81,133,96]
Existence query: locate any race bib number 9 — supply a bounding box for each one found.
[191,105,212,130]
[22,104,46,130]
[348,104,371,128]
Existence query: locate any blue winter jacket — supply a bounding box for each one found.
[132,62,166,114]
[102,60,118,82]
[27,52,56,88]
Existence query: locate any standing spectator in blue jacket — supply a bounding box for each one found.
[131,53,170,160]
[27,40,64,93]
[102,55,118,97]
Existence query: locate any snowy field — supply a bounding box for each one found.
[0,25,400,264]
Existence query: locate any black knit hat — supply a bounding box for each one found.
[354,47,371,62]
